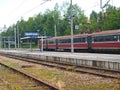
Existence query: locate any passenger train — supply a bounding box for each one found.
[39,30,120,53]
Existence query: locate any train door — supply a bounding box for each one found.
[87,36,92,50]
[55,39,58,51]
[39,39,41,48]
[119,34,120,41]
[46,39,48,50]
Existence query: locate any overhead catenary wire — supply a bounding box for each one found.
[22,0,51,16]
[13,0,28,12]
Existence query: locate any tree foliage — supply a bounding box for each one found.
[103,6,120,30]
[89,5,120,32]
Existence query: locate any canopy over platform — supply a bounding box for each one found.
[20,36,48,40]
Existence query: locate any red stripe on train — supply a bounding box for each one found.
[92,42,120,49]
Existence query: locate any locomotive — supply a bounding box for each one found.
[39,29,120,53]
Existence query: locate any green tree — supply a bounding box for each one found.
[26,17,35,32]
[103,5,120,30]
[17,18,27,37]
[90,11,99,31]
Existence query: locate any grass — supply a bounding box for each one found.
[1,60,19,67]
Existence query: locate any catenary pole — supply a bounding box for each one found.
[70,0,74,53]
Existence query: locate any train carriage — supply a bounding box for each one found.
[91,30,120,53]
[56,34,89,51]
[73,34,88,51]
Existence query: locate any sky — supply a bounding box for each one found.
[0,0,119,28]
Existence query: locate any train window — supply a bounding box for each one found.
[74,37,86,43]
[65,39,71,43]
[74,38,79,43]
[58,39,71,44]
[68,39,71,43]
[58,39,62,43]
[62,39,65,43]
[93,35,118,42]
[81,38,86,42]
[104,35,118,41]
[48,40,55,44]
[94,36,103,42]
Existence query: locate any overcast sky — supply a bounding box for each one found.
[0,0,119,28]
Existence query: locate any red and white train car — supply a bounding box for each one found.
[56,34,89,51]
[91,30,120,52]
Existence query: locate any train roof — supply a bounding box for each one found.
[91,29,120,36]
[45,29,120,40]
[46,33,89,40]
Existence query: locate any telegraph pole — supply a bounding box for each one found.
[100,0,102,10]
[3,37,6,49]
[70,0,74,53]
[17,22,20,48]
[54,24,57,37]
[41,36,43,52]
[14,27,17,49]
[100,0,103,30]
[53,11,57,37]
[0,34,1,48]
[8,36,10,49]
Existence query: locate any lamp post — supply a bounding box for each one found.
[53,11,57,37]
[70,0,74,53]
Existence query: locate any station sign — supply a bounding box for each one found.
[25,32,38,38]
[75,25,79,30]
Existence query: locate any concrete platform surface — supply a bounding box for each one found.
[0,49,120,63]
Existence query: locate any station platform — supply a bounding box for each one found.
[0,49,120,70]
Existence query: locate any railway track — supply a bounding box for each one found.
[1,53,120,79]
[0,61,59,90]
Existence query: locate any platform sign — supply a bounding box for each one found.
[25,32,38,38]
[75,25,79,30]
